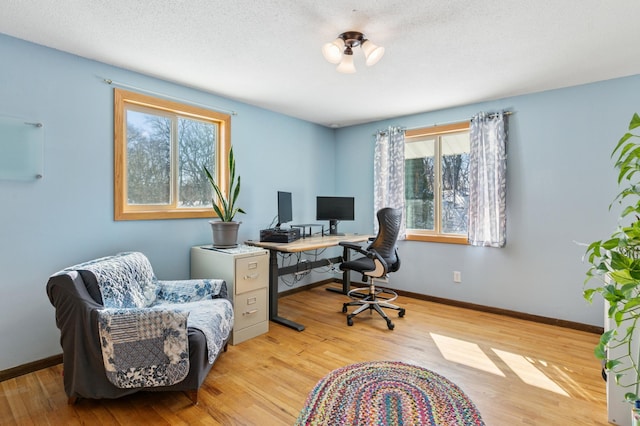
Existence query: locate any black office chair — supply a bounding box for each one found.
[339,207,404,330]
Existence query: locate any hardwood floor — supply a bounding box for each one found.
[1,283,608,425]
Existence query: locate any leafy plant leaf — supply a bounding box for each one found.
[630,113,640,130]
[203,146,246,221]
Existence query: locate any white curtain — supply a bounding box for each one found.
[468,112,507,247]
[374,126,406,238]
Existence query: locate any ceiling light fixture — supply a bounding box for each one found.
[322,31,384,74]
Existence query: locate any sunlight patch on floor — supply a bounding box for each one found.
[430,332,572,397]
[430,333,505,376]
[492,348,569,396]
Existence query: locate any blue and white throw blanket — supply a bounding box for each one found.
[97,307,190,389]
[156,297,234,364]
[60,252,233,389]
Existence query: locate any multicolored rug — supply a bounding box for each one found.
[295,361,485,426]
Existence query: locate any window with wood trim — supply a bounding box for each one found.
[114,88,230,220]
[405,122,470,244]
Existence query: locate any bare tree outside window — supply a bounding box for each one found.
[441,133,470,234]
[178,118,215,207]
[126,111,171,205]
[405,148,435,230]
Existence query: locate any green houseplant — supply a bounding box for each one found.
[584,113,640,417]
[204,146,246,247]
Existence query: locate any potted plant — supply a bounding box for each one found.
[204,146,246,247]
[584,113,640,423]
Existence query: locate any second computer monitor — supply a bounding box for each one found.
[316,196,354,235]
[277,191,293,228]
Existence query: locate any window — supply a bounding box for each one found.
[404,122,470,244]
[114,88,230,220]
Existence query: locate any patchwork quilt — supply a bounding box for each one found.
[97,308,190,389]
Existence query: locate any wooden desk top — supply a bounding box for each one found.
[245,233,369,253]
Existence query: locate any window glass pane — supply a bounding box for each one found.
[405,137,435,230]
[178,117,216,208]
[441,133,470,234]
[126,110,171,205]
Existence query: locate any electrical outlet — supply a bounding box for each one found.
[453,271,462,283]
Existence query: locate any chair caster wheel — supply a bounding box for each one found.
[347,317,354,326]
[342,304,348,313]
[399,309,405,318]
[386,320,394,330]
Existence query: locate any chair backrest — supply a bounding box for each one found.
[368,207,402,272]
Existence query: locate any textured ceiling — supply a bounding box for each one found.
[2,0,640,127]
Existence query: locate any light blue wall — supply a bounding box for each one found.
[1,31,636,371]
[0,34,335,370]
[335,75,640,328]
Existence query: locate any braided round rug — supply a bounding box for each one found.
[295,361,485,426]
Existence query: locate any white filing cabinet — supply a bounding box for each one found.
[191,245,269,345]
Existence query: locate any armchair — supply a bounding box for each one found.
[46,252,233,404]
[339,207,405,330]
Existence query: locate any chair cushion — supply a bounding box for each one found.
[340,256,375,273]
[156,298,234,363]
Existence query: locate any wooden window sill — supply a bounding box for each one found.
[405,234,469,245]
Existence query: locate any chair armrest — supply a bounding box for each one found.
[339,243,389,276]
[356,248,389,278]
[156,279,228,304]
[339,241,369,256]
[367,248,389,269]
[339,241,362,249]
[46,271,110,399]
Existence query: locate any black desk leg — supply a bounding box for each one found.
[326,244,351,295]
[268,249,305,331]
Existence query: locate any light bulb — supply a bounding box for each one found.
[336,53,356,74]
[362,40,385,66]
[322,38,343,64]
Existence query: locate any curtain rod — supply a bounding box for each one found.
[102,78,238,116]
[404,110,514,131]
[374,110,514,136]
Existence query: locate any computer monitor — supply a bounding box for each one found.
[316,196,354,235]
[276,191,292,228]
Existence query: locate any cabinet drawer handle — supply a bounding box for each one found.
[243,309,258,316]
[244,273,259,280]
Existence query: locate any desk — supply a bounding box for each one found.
[246,234,369,331]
